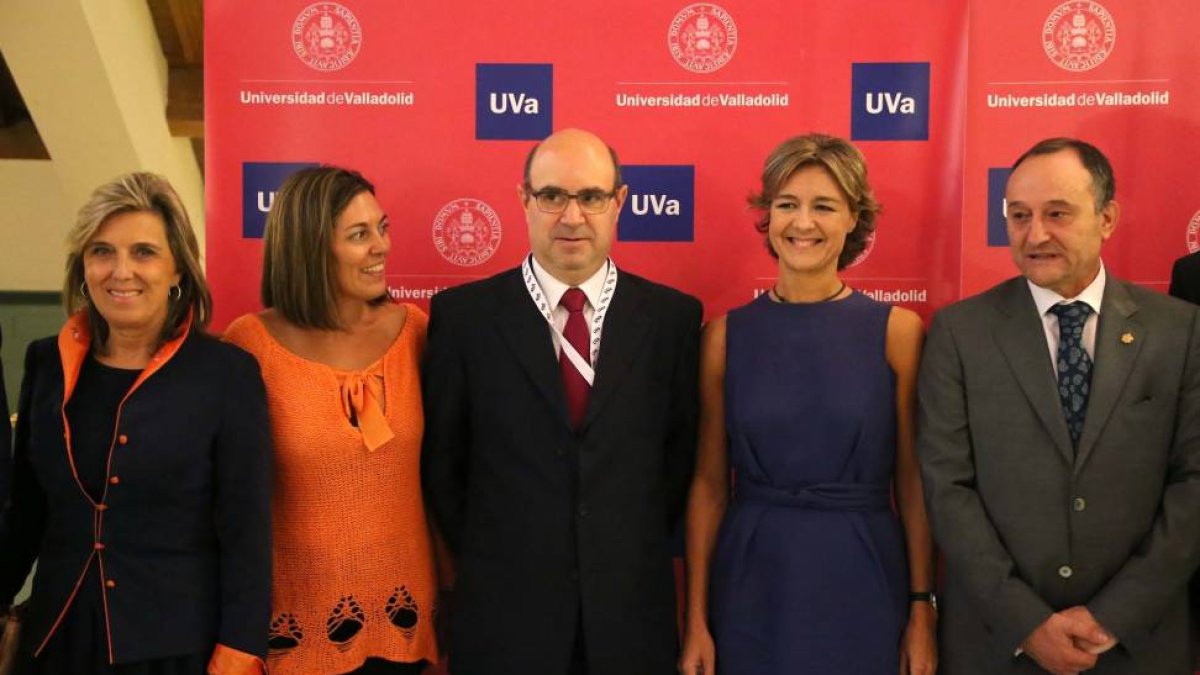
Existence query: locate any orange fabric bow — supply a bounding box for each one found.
[339,372,394,452]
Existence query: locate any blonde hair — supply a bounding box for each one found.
[64,172,211,347]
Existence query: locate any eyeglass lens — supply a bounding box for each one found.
[533,189,612,214]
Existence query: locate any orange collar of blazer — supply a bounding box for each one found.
[56,309,194,405]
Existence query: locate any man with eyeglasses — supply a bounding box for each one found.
[422,128,702,675]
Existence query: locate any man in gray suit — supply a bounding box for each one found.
[918,137,1200,674]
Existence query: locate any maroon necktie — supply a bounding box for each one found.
[559,288,591,429]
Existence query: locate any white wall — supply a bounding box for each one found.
[0,0,204,291]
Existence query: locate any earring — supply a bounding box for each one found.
[80,281,90,299]
[169,285,182,301]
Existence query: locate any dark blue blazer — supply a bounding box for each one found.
[1,326,10,534]
[0,317,272,663]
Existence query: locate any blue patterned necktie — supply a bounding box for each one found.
[1048,302,1094,448]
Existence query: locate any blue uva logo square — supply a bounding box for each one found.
[242,162,318,238]
[476,63,553,140]
[987,167,1013,247]
[851,62,930,141]
[618,165,694,242]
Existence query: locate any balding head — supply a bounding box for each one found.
[523,128,623,191]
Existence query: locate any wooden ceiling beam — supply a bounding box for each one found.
[167,0,203,66]
[167,66,203,138]
[147,0,202,67]
[150,0,204,140]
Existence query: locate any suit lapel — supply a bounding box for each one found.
[493,268,570,426]
[1075,279,1142,473]
[993,279,1075,465]
[581,273,651,431]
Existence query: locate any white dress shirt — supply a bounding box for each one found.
[1012,266,1105,660]
[1027,263,1106,377]
[530,256,609,360]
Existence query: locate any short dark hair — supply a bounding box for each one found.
[261,166,377,329]
[65,172,211,348]
[1011,137,1115,212]
[750,133,880,270]
[522,141,624,191]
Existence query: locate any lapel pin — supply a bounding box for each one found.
[1120,332,1134,344]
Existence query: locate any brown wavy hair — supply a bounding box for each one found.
[749,134,880,270]
[260,165,377,330]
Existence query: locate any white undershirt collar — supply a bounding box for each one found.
[1028,262,1106,316]
[530,256,608,311]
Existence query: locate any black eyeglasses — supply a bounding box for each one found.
[525,186,617,215]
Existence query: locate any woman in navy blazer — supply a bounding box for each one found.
[0,173,272,674]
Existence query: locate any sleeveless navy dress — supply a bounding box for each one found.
[709,291,908,674]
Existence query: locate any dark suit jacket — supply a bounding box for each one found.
[1169,250,1200,659]
[918,276,1200,674]
[1170,251,1200,305]
[0,315,273,663]
[1,326,10,532]
[422,267,701,675]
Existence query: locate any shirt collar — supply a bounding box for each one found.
[530,255,610,310]
[1028,262,1107,317]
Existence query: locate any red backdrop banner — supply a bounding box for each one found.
[962,0,1200,298]
[205,3,1200,671]
[205,0,977,326]
[206,1,1197,324]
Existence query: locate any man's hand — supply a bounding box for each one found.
[1020,612,1100,674]
[1060,606,1117,655]
[0,609,18,672]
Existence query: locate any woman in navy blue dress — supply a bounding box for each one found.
[679,134,936,675]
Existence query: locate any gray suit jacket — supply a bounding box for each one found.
[918,275,1200,674]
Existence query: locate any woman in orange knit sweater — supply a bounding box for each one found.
[225,166,437,675]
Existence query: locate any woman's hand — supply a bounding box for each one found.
[678,624,716,675]
[900,601,937,675]
[0,605,22,672]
